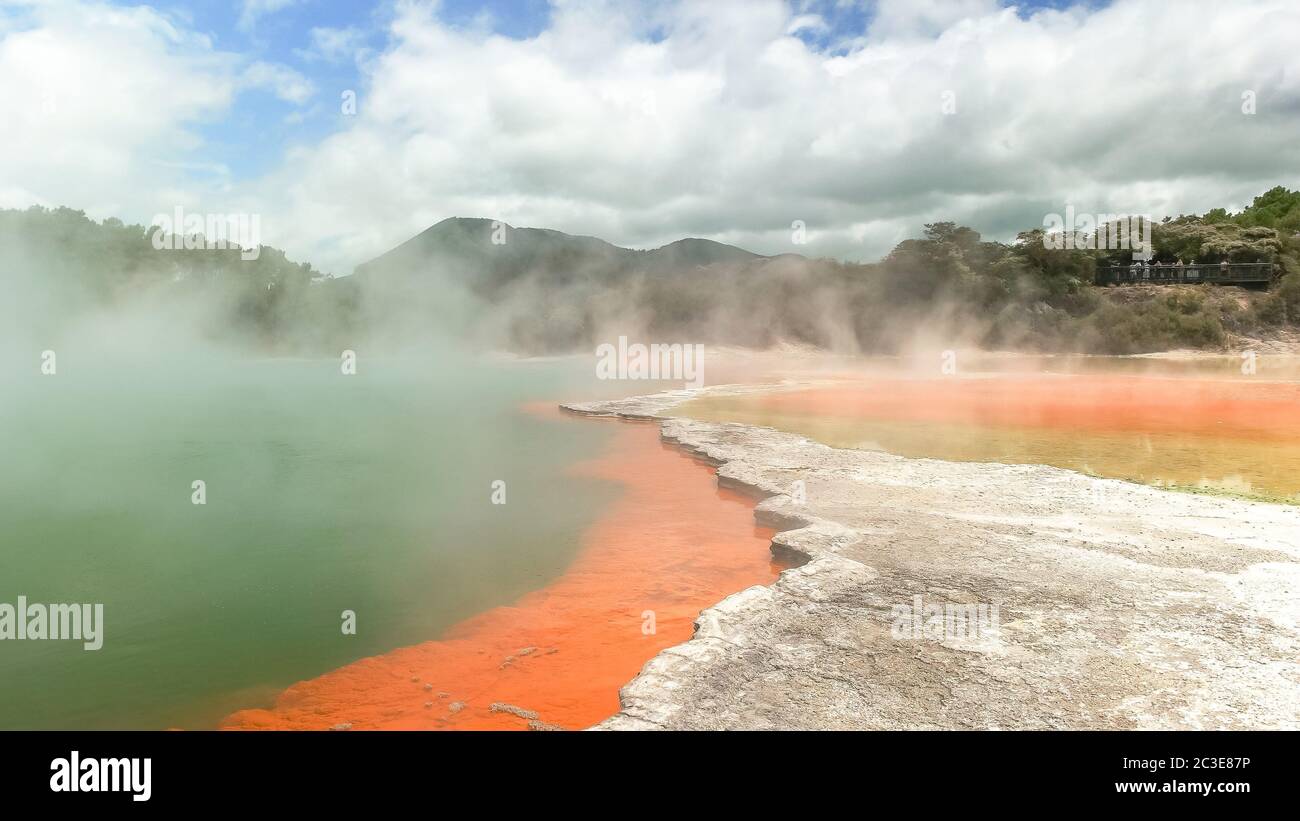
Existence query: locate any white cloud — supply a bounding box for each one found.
[237,0,299,33]
[297,26,370,64]
[786,14,828,35]
[242,60,316,104]
[0,0,236,218]
[867,0,1002,39]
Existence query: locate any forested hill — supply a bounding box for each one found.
[354,217,762,291]
[0,205,352,352]
[4,187,1300,356]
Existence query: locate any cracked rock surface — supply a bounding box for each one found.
[562,387,1300,730]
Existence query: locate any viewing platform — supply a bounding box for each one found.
[1096,262,1276,287]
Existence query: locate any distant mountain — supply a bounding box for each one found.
[354,217,767,292]
[646,237,764,268]
[351,218,835,351]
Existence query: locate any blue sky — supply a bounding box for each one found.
[150,0,390,178]
[147,0,559,179]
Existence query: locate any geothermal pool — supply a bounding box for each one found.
[222,414,779,730]
[0,356,628,729]
[678,356,1300,504]
[0,351,781,730]
[6,350,1297,730]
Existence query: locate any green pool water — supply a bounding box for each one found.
[0,354,619,729]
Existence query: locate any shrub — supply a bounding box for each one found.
[1253,294,1287,326]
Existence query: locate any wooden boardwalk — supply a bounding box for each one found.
[1097,262,1275,286]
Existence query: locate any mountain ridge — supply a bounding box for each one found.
[353,217,776,282]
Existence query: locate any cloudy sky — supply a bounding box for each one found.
[1,0,1297,274]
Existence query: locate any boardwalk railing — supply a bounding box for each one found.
[1096,262,1276,286]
